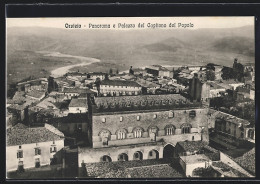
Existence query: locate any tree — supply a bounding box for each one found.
[221,67,234,80]
[104,74,109,80]
[206,69,216,81]
[233,62,244,82]
[94,77,101,94]
[206,63,215,71]
[109,68,113,75]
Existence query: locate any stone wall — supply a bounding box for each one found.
[92,108,209,148]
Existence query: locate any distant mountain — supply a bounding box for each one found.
[209,36,255,56]
[142,37,188,52]
[7,25,255,65]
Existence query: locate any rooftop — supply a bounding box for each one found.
[88,72,107,75]
[220,79,244,85]
[26,90,46,99]
[214,111,250,127]
[36,98,58,109]
[7,123,64,146]
[48,113,88,124]
[136,79,160,88]
[177,141,208,152]
[69,98,87,108]
[207,81,226,90]
[63,87,94,94]
[100,80,142,87]
[180,154,209,164]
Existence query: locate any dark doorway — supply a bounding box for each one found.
[101,155,112,162]
[133,151,143,160]
[148,150,159,160]
[118,153,128,161]
[163,144,175,159]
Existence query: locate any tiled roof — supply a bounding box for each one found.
[63,88,93,94]
[36,98,58,109]
[49,113,88,124]
[7,104,28,111]
[89,72,107,75]
[214,111,250,126]
[180,154,209,164]
[12,91,26,101]
[7,123,64,146]
[136,79,160,88]
[100,80,142,87]
[93,94,200,112]
[26,90,46,99]
[221,79,244,85]
[177,141,208,152]
[69,98,87,108]
[207,82,225,90]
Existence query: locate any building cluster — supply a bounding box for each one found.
[6,59,255,177]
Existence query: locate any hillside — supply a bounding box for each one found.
[210,36,255,57]
[6,26,255,84]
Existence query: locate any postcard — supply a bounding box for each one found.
[6,16,255,179]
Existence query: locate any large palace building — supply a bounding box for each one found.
[78,94,210,164]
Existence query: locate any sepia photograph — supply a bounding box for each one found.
[6,17,255,179]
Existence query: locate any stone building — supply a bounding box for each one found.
[78,94,209,165]
[208,110,254,147]
[6,123,64,172]
[96,80,142,96]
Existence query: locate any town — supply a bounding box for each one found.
[6,58,255,178]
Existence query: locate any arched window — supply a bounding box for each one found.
[116,129,127,140]
[118,153,128,161]
[133,127,143,138]
[148,149,159,159]
[99,129,111,140]
[148,126,159,136]
[181,124,192,134]
[165,125,176,135]
[100,155,112,162]
[133,151,143,160]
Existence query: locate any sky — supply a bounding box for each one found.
[6,17,254,30]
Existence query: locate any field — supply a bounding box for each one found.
[7,50,79,85]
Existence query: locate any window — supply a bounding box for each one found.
[117,129,127,140]
[168,111,174,118]
[35,158,40,168]
[165,125,175,135]
[99,129,111,141]
[50,146,57,153]
[153,114,157,119]
[181,124,191,134]
[78,124,82,130]
[17,150,23,158]
[35,148,41,155]
[19,145,22,149]
[134,128,143,138]
[149,126,158,136]
[137,116,140,121]
[135,153,139,158]
[102,118,106,123]
[189,110,196,117]
[120,117,123,122]
[149,151,153,156]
